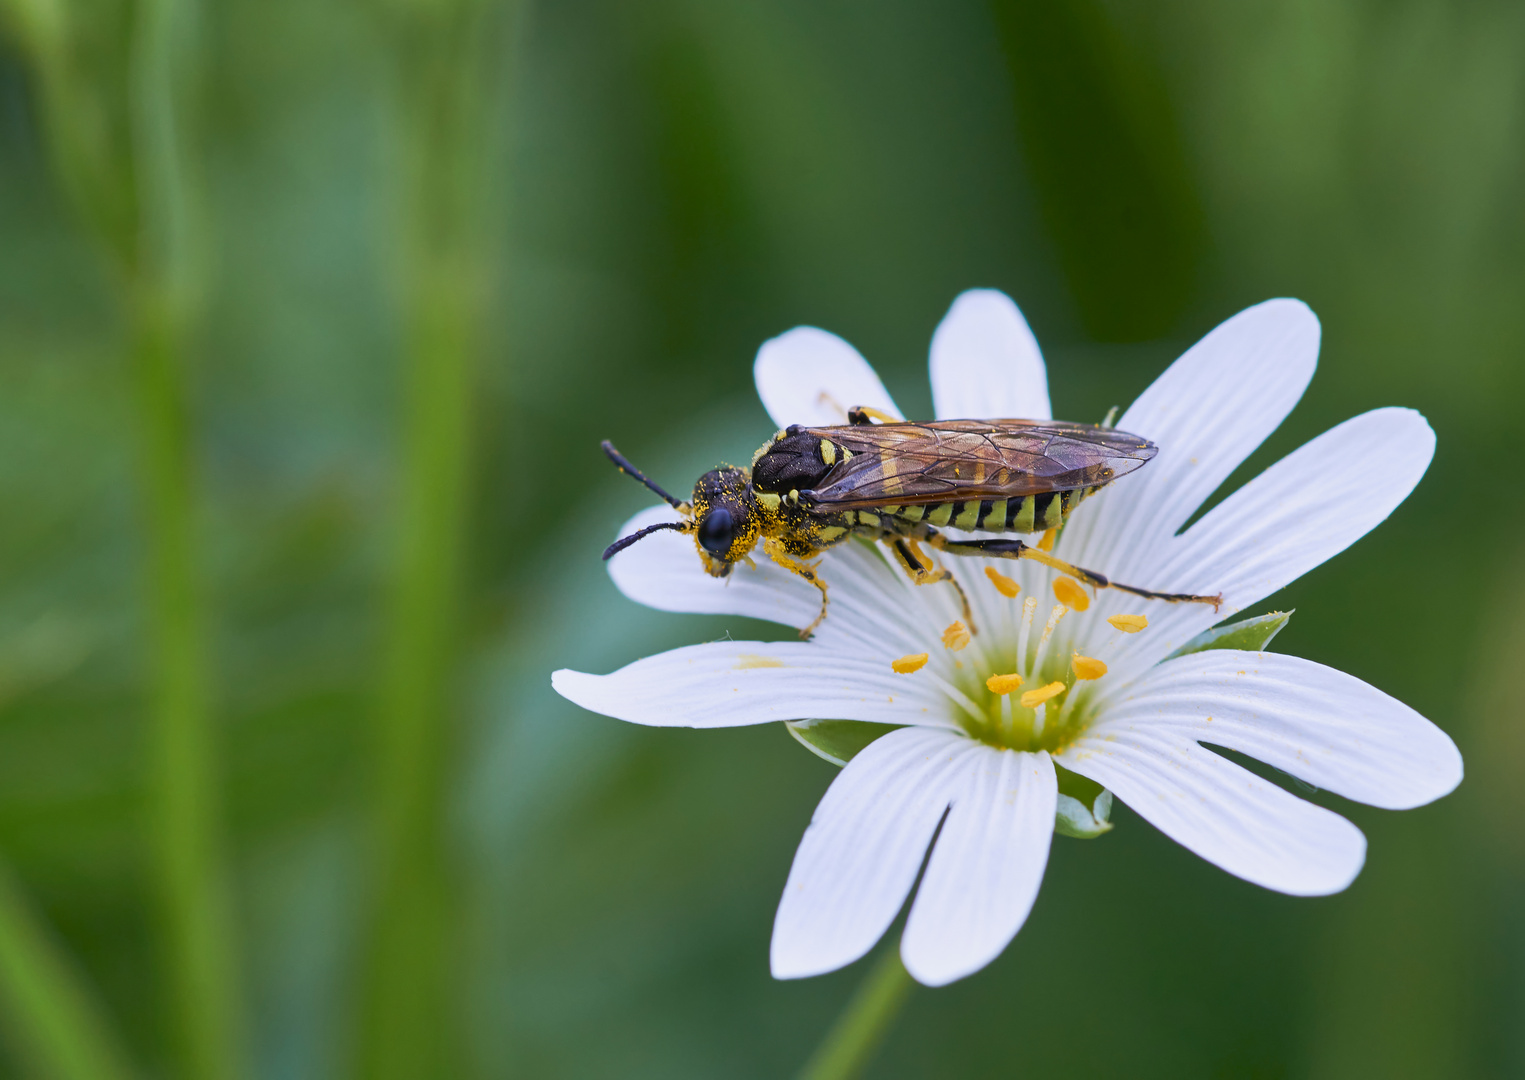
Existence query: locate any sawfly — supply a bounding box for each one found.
[602,407,1222,637]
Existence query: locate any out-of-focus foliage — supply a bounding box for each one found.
[0,0,1521,1077]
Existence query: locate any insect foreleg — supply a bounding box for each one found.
[762,538,830,638]
[886,538,976,634]
[922,531,1223,611]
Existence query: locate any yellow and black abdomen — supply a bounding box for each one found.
[880,487,1097,535]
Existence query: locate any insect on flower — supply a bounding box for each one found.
[601,414,1223,638]
[559,291,1462,989]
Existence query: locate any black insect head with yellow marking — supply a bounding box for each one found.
[601,411,1221,638]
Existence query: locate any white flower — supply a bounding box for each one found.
[552,290,1462,987]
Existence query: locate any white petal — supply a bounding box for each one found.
[1060,298,1320,582]
[1058,729,1366,896]
[1064,408,1436,684]
[552,640,956,729]
[929,290,1051,421]
[607,506,822,629]
[900,748,1056,986]
[605,507,954,658]
[753,327,903,429]
[1091,650,1461,810]
[771,727,978,979]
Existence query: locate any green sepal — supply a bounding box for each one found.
[1054,763,1113,839]
[1166,609,1292,660]
[786,719,903,767]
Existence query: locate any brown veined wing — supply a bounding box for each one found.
[801,419,1157,508]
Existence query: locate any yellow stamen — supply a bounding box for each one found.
[1072,653,1108,680]
[1020,681,1067,708]
[891,652,929,674]
[1053,576,1090,611]
[942,620,971,651]
[986,672,1024,695]
[984,566,1021,598]
[1107,613,1148,633]
[1037,527,1058,552]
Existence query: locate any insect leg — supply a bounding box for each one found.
[762,538,831,638]
[847,406,899,426]
[923,531,1223,611]
[886,538,976,633]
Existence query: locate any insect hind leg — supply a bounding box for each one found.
[924,532,1222,611]
[887,538,976,633]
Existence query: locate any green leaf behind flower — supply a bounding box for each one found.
[786,719,905,767]
[1166,610,1292,660]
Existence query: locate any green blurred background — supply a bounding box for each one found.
[0,0,1521,1076]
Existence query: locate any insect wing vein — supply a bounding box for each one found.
[801,419,1155,507]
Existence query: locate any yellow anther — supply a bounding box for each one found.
[1107,613,1148,633]
[1053,576,1090,611]
[984,566,1021,598]
[942,621,971,651]
[986,672,1024,695]
[1038,528,1058,552]
[1020,681,1067,708]
[1072,653,1108,680]
[891,652,929,674]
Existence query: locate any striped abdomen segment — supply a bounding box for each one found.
[874,487,1096,534]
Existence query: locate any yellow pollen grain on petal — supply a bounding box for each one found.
[733,654,784,670]
[1107,613,1148,633]
[986,672,1024,695]
[891,652,929,674]
[1053,576,1090,611]
[984,566,1021,598]
[1072,653,1108,680]
[1037,528,1058,552]
[1020,681,1067,708]
[941,620,971,651]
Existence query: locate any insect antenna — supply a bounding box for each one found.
[602,440,688,510]
[602,521,688,560]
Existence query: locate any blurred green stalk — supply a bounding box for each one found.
[132,286,242,1080]
[360,2,511,1076]
[798,946,914,1080]
[1,0,241,1077]
[0,864,133,1080]
[130,0,244,1076]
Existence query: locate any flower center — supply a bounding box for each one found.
[913,569,1146,753]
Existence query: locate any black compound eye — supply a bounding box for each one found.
[698,507,735,557]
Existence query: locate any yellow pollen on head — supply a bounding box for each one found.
[986,672,1024,695]
[984,567,1021,598]
[942,621,971,651]
[1053,576,1090,611]
[1072,653,1108,680]
[1037,528,1058,552]
[1107,613,1148,633]
[1020,681,1067,708]
[891,653,929,674]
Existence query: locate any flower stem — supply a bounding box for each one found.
[798,946,915,1080]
